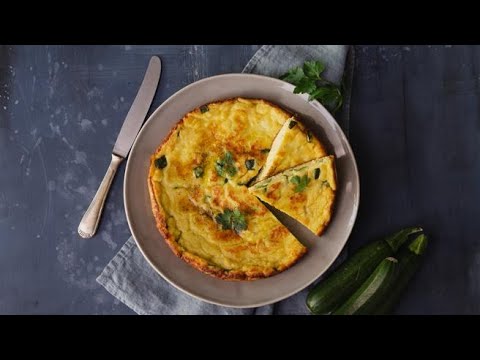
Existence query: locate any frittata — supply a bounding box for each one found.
[148,98,309,280]
[255,116,328,182]
[148,98,307,280]
[249,156,337,236]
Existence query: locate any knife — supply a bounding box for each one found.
[78,56,162,239]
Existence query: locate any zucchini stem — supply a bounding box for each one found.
[385,227,423,252]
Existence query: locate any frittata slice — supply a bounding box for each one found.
[249,156,337,236]
[255,117,328,182]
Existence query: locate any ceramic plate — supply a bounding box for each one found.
[124,74,359,308]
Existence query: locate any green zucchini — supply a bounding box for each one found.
[306,226,422,315]
[374,234,428,315]
[333,257,399,315]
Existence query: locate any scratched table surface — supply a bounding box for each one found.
[0,45,478,314]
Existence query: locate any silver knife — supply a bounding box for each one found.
[78,56,162,239]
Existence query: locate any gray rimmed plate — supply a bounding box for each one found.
[124,73,359,308]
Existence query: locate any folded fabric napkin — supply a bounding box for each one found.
[97,45,354,315]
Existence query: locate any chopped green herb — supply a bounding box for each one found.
[290,174,311,192]
[306,131,312,143]
[200,105,209,113]
[154,155,167,169]
[215,151,238,177]
[193,166,204,178]
[314,168,321,179]
[215,209,247,234]
[260,148,270,154]
[295,166,307,172]
[245,159,255,170]
[288,120,297,129]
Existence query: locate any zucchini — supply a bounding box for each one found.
[374,234,428,315]
[306,226,422,315]
[333,257,399,315]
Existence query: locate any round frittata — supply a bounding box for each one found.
[148,98,334,280]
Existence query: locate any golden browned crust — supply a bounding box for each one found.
[315,193,335,236]
[147,98,306,281]
[315,158,338,236]
[194,97,293,118]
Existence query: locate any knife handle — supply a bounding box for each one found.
[78,154,124,239]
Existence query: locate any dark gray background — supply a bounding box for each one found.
[0,45,477,314]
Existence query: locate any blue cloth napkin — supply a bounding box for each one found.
[97,45,354,315]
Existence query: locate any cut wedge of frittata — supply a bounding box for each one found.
[255,117,328,182]
[249,156,336,236]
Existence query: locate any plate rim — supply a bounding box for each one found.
[123,73,360,308]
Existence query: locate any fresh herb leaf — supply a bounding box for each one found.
[193,166,204,178]
[293,77,317,95]
[314,168,321,179]
[215,209,247,234]
[215,211,231,230]
[290,176,301,185]
[280,67,305,85]
[288,120,297,129]
[231,209,247,233]
[281,60,343,114]
[308,84,343,113]
[245,159,255,170]
[215,151,238,178]
[303,60,325,79]
[260,148,270,154]
[155,155,167,169]
[200,105,209,113]
[290,174,311,192]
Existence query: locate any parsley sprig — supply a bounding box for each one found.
[290,174,311,193]
[215,209,247,234]
[280,60,343,114]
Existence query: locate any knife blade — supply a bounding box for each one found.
[113,56,161,158]
[78,56,162,239]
